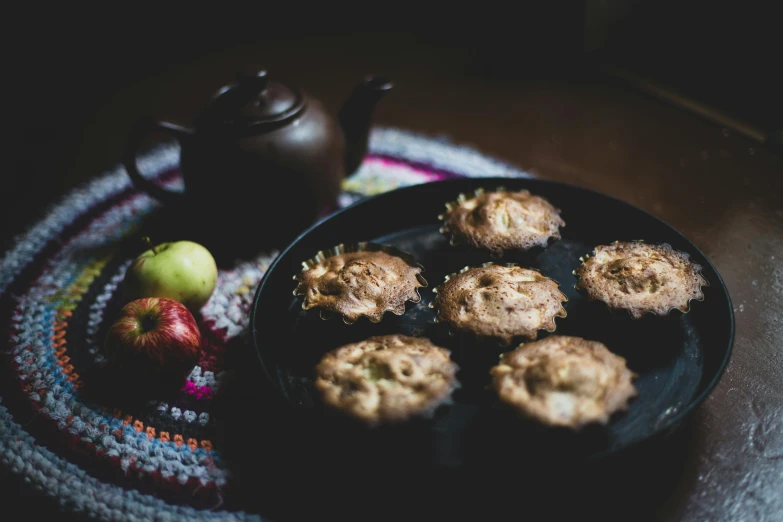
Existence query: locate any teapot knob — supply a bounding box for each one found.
[237,69,269,92]
[208,68,304,128]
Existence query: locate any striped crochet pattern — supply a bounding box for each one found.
[0,127,532,520]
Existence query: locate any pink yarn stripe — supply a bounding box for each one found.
[363,156,450,180]
[181,381,215,401]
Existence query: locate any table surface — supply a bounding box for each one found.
[4,33,782,522]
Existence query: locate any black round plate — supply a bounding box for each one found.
[250,177,733,468]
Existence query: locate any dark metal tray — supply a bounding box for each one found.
[249,177,733,469]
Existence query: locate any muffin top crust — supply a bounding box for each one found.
[431,264,567,345]
[314,335,459,423]
[490,335,637,428]
[440,189,564,256]
[574,241,706,318]
[295,247,425,323]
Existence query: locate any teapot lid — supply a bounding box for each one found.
[203,69,305,131]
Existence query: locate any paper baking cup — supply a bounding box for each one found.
[293,242,428,324]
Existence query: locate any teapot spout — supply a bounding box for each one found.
[339,76,393,176]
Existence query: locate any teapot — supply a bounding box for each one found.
[124,69,392,249]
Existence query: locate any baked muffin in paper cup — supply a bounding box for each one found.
[573,240,708,320]
[293,242,427,324]
[438,187,565,258]
[461,335,637,464]
[429,262,568,347]
[313,334,460,426]
[489,335,637,430]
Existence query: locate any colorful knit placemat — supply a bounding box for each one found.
[0,127,532,520]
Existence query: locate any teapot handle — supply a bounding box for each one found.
[123,120,193,205]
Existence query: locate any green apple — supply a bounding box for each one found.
[123,239,218,312]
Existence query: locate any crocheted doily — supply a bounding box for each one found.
[0,127,531,520]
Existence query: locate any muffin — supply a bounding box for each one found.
[294,242,427,324]
[430,263,567,345]
[314,335,459,424]
[439,188,564,257]
[574,241,707,319]
[490,336,637,429]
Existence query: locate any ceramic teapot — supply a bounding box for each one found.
[124,69,392,247]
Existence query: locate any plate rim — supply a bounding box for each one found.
[250,176,735,450]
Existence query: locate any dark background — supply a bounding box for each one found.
[2,2,781,521]
[4,2,780,247]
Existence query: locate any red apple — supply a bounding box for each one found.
[104,297,201,382]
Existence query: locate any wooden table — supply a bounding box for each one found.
[4,29,782,522]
